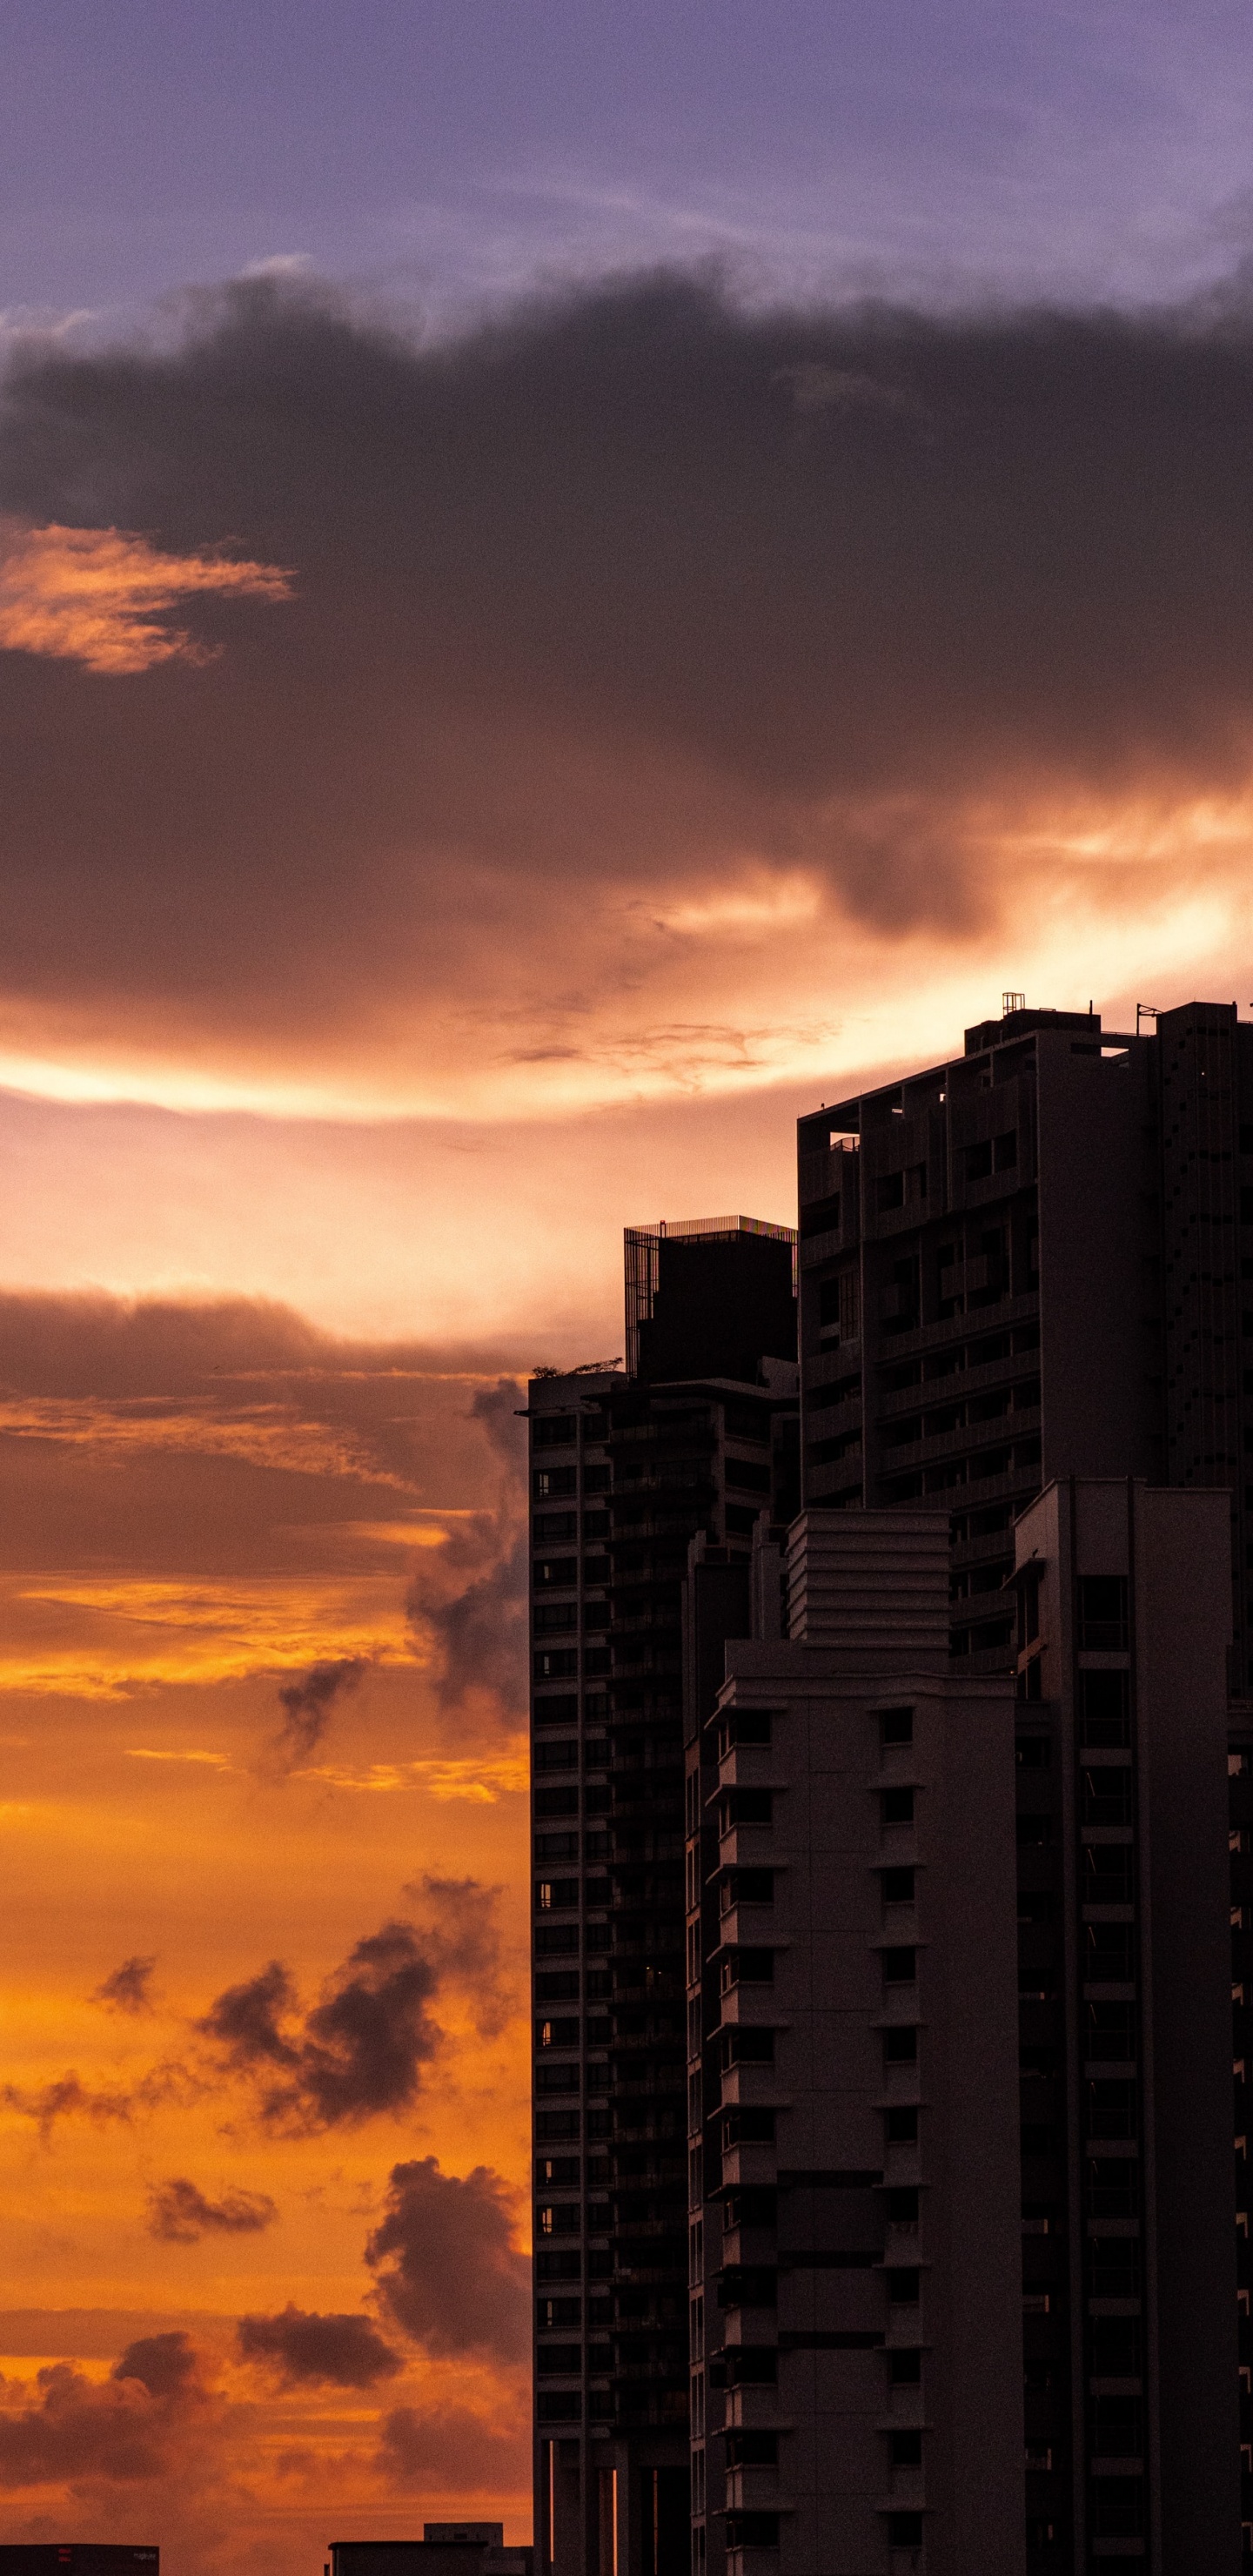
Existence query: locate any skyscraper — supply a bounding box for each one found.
[530,1221,799,2576]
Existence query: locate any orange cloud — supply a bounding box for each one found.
[0,520,291,674]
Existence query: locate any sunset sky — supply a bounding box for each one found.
[5,3,1253,2568]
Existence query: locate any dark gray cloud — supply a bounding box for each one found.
[3,270,1253,1070]
[0,2332,206,2489]
[365,2156,531,2363]
[146,2177,278,2244]
[406,1380,527,1726]
[236,2303,402,2388]
[198,1922,441,2130]
[376,2400,528,2492]
[2,2061,204,2143]
[400,1874,514,2040]
[94,1955,157,2013]
[271,1654,366,1767]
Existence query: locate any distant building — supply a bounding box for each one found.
[328,2530,531,2576]
[0,2556,157,2576]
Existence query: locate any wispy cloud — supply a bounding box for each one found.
[0,520,291,674]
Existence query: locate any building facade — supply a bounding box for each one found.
[530,1220,799,2576]
[1009,1477,1239,2573]
[686,1509,1024,2576]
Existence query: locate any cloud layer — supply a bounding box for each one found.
[4,272,1253,1111]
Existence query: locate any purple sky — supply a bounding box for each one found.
[4,0,1253,331]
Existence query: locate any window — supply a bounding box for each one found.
[887,2267,921,2304]
[890,2430,922,2467]
[720,2027,775,2069]
[534,1739,579,1771]
[1082,1767,1134,1828]
[533,1416,577,1447]
[886,2105,918,2143]
[721,1788,774,1829]
[965,1139,994,1182]
[882,1867,915,1904]
[882,1947,917,1983]
[726,2430,778,2467]
[720,1949,774,1989]
[888,2349,921,2385]
[536,2156,580,2187]
[888,2514,924,2548]
[1079,1667,1130,1745]
[727,1868,774,1906]
[884,2027,918,2064]
[534,1511,578,1542]
[724,2514,780,2549]
[536,1878,579,1911]
[534,1695,579,1729]
[1078,1575,1129,1652]
[718,1709,774,1753]
[536,2017,580,2050]
[881,1706,914,1746]
[800,1190,841,1239]
[888,2186,919,2225]
[722,2106,775,2147]
[533,1557,577,1590]
[533,1465,577,1499]
[881,1787,915,1826]
[537,2296,580,2330]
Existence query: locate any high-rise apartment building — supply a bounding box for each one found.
[1008,1478,1238,2573]
[686,1508,1024,2576]
[530,1221,799,2576]
[685,1481,1239,2575]
[795,997,1253,1687]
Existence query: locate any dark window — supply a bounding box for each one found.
[1078,1575,1129,1652]
[533,1603,578,1635]
[888,2516,924,2548]
[890,2431,922,2467]
[1079,1667,1130,1745]
[1089,2316,1140,2377]
[725,2430,778,2467]
[1087,2078,1136,2139]
[882,1867,915,1903]
[881,1787,915,1826]
[1089,2237,1141,2298]
[722,1949,774,1986]
[995,1130,1018,1171]
[535,2110,580,2143]
[534,1512,578,1542]
[536,2156,580,2186]
[534,1652,579,1683]
[887,2267,921,2304]
[535,1969,580,2001]
[882,1948,917,1982]
[724,2188,778,2229]
[722,2106,776,2147]
[881,1707,914,1745]
[886,2106,918,2143]
[884,2027,918,2063]
[1015,1734,1050,1768]
[878,1171,905,1212]
[533,1557,578,1591]
[537,2296,581,2330]
[1016,1814,1051,1848]
[534,1739,579,1772]
[888,2349,922,2385]
[718,1709,774,1753]
[533,1416,577,1447]
[723,2348,778,2389]
[888,2187,919,2224]
[1085,1922,1134,1981]
[1091,2394,1143,2457]
[966,1139,994,1182]
[801,1191,841,1239]
[534,1783,579,1816]
[718,2265,777,2309]
[720,2027,775,2069]
[1082,1845,1134,1903]
[722,1788,774,1828]
[533,1465,577,1499]
[1090,2479,1144,2540]
[535,1878,579,1910]
[536,2017,580,2051]
[724,2515,780,2549]
[1082,1767,1134,1828]
[535,2250,581,2282]
[728,1868,775,1905]
[534,1696,579,1728]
